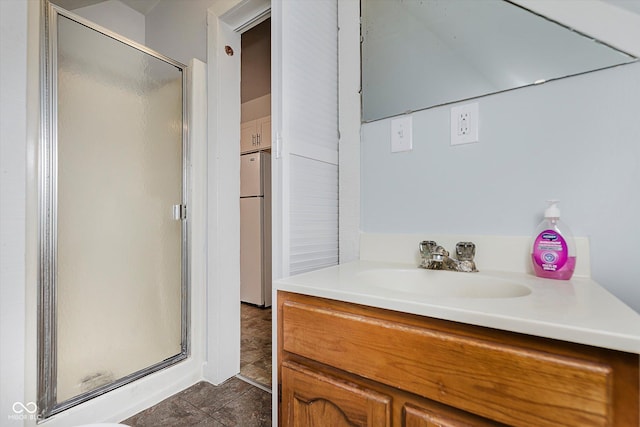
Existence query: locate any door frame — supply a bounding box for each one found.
[204,0,270,385]
[38,3,193,420]
[203,0,363,387]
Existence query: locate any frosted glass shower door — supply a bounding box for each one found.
[43,8,187,412]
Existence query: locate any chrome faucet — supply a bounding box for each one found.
[419,241,478,272]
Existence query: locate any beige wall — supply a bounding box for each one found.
[241,18,271,104]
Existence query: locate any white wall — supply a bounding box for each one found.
[1,0,28,424]
[361,57,640,313]
[145,0,216,64]
[338,0,361,264]
[72,0,145,44]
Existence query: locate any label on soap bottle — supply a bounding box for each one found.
[532,230,568,272]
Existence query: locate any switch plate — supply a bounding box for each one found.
[450,103,479,146]
[391,116,413,152]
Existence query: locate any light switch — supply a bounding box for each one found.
[391,116,413,152]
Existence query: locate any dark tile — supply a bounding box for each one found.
[242,336,270,354]
[192,419,226,427]
[180,378,254,414]
[123,302,274,426]
[122,395,219,427]
[123,379,273,426]
[240,368,271,389]
[241,336,259,351]
[211,386,272,427]
[241,304,272,388]
[241,357,272,388]
[241,347,265,365]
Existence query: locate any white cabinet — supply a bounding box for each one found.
[272,0,339,279]
[240,115,271,153]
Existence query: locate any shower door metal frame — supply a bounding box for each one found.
[38,1,190,420]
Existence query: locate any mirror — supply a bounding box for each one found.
[361,0,637,122]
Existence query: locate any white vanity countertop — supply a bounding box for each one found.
[274,260,640,354]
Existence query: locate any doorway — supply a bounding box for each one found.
[239,17,272,389]
[39,4,188,419]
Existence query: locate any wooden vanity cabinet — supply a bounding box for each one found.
[277,291,639,427]
[282,361,392,427]
[241,115,271,153]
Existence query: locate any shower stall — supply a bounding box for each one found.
[39,2,189,419]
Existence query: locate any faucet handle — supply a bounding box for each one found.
[455,242,476,261]
[419,240,438,258]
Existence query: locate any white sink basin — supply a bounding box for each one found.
[356,268,531,299]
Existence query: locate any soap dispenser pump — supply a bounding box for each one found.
[531,200,576,280]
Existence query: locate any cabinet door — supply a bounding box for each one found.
[272,0,339,279]
[257,115,271,149]
[241,119,257,153]
[282,361,391,427]
[403,403,501,427]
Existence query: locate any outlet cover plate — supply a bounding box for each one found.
[391,115,413,152]
[451,103,479,146]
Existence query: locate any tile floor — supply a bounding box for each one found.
[240,303,272,388]
[122,303,273,426]
[122,378,271,426]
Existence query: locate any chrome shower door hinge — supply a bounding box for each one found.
[173,204,187,220]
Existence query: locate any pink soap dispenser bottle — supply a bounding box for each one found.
[531,200,576,280]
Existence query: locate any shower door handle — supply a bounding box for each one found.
[173,204,187,220]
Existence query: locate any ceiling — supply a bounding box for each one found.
[54,0,640,18]
[53,0,161,16]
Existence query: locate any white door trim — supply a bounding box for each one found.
[204,0,270,385]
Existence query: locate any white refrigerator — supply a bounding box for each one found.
[240,151,272,307]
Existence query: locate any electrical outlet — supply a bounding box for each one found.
[450,103,479,145]
[458,112,470,135]
[391,115,413,152]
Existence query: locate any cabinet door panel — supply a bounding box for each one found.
[282,361,391,427]
[403,402,503,427]
[272,0,339,280]
[241,120,257,153]
[258,115,271,149]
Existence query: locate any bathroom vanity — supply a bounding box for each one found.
[274,240,640,427]
[278,291,638,426]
